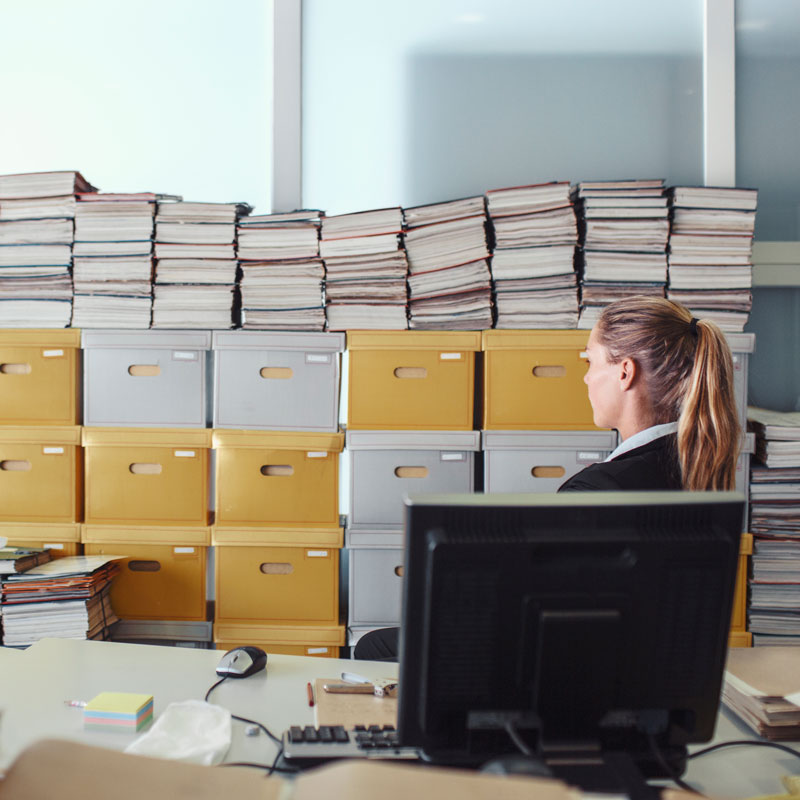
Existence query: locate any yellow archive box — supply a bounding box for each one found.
[214,529,341,626]
[346,331,481,430]
[730,533,753,633]
[0,521,82,559]
[0,329,81,425]
[213,430,344,528]
[83,428,211,526]
[0,426,82,522]
[83,524,211,621]
[482,330,598,430]
[215,622,345,658]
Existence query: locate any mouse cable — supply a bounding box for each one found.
[204,676,282,747]
[218,761,298,776]
[645,733,705,797]
[687,739,800,763]
[504,719,536,758]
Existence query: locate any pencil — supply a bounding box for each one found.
[307,681,315,707]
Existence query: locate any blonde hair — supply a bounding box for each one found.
[594,296,740,491]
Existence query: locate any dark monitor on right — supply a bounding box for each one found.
[397,491,744,794]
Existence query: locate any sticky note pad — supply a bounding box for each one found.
[84,691,154,732]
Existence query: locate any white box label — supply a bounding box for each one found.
[307,647,329,654]
[439,352,462,361]
[173,351,198,361]
[43,447,64,455]
[307,550,329,558]
[441,452,466,461]
[306,353,332,364]
[307,451,328,458]
[577,451,602,461]
[175,450,196,458]
[174,547,196,554]
[42,349,64,358]
[43,543,65,550]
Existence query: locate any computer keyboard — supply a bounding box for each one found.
[281,724,420,765]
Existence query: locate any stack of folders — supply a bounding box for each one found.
[667,186,758,332]
[403,197,492,330]
[72,192,178,328]
[723,647,800,738]
[0,555,120,647]
[747,407,800,644]
[0,171,96,327]
[153,201,252,328]
[573,179,669,329]
[485,182,578,329]
[237,209,325,330]
[84,692,154,733]
[321,207,408,330]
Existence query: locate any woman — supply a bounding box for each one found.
[354,297,741,660]
[559,296,740,492]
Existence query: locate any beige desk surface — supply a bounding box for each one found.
[1,639,797,798]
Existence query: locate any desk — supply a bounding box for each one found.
[0,639,797,798]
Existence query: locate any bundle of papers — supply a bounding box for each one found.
[84,692,154,733]
[0,170,96,199]
[151,284,236,329]
[0,546,52,575]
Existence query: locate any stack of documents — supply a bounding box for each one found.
[486,182,578,328]
[84,692,154,733]
[321,207,408,330]
[0,171,96,327]
[722,647,800,737]
[0,555,120,647]
[403,198,492,330]
[237,210,325,330]
[667,186,758,331]
[747,407,800,643]
[152,201,252,328]
[71,192,173,328]
[572,179,669,328]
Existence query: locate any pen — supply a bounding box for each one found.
[307,681,315,707]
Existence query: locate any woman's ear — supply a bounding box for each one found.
[618,357,637,392]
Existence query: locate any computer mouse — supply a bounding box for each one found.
[216,646,267,679]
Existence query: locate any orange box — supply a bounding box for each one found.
[0,521,82,559]
[346,331,481,431]
[83,524,210,621]
[214,528,342,626]
[482,330,600,430]
[83,428,211,526]
[214,622,345,658]
[213,430,343,528]
[0,329,81,425]
[0,426,82,522]
[730,533,753,632]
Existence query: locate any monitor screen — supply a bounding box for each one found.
[396,491,744,785]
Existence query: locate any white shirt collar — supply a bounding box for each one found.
[604,422,678,462]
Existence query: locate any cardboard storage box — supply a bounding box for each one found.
[348,547,404,629]
[0,521,82,559]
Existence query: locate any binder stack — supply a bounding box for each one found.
[748,407,800,644]
[321,207,408,330]
[237,209,325,330]
[573,179,669,329]
[152,201,252,329]
[72,192,176,328]
[403,197,492,330]
[485,182,578,329]
[667,186,758,332]
[0,171,96,328]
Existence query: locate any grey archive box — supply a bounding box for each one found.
[212,331,345,431]
[726,333,755,428]
[348,547,404,628]
[82,330,212,427]
[482,430,619,493]
[736,432,755,532]
[344,430,481,548]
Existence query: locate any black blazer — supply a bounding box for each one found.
[558,433,682,492]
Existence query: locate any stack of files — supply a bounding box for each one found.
[237,209,325,330]
[722,647,800,737]
[153,201,252,328]
[0,546,52,575]
[749,407,800,469]
[321,207,408,330]
[667,186,758,332]
[486,182,578,328]
[573,179,669,328]
[0,555,120,647]
[749,538,800,644]
[403,197,492,330]
[84,692,154,733]
[0,170,97,327]
[71,192,177,328]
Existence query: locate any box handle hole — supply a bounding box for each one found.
[261,562,294,575]
[394,367,427,379]
[128,560,161,572]
[261,465,294,476]
[128,365,161,377]
[394,466,429,479]
[130,463,163,475]
[531,466,566,478]
[0,460,31,471]
[394,566,404,577]
[532,365,566,378]
[0,363,31,375]
[260,367,293,379]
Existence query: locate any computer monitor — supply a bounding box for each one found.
[396,491,744,792]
